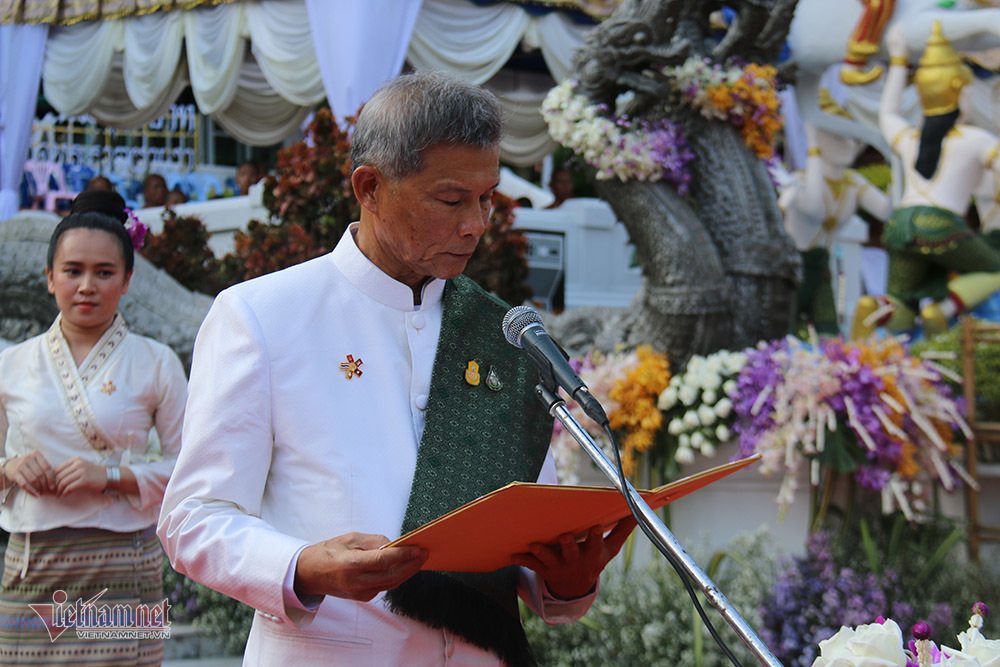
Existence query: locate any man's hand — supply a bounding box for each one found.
[511,517,637,600]
[294,533,428,602]
[6,450,56,497]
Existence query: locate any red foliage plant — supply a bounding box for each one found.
[146,106,532,303]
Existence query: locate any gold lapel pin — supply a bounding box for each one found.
[465,361,481,386]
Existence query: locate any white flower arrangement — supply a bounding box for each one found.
[658,349,747,464]
[813,603,998,667]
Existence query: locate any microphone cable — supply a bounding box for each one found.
[601,422,744,667]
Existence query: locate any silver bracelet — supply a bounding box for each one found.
[104,466,121,494]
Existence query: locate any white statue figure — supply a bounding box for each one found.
[780,117,891,335]
[789,0,1000,153]
[853,21,1000,337]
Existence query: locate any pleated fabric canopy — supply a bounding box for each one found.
[0,0,599,217]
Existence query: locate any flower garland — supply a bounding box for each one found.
[540,57,783,186]
[665,58,783,159]
[541,80,694,190]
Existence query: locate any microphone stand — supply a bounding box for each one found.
[533,382,782,667]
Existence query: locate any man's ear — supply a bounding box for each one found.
[352,166,381,213]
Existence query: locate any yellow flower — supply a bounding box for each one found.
[608,346,670,474]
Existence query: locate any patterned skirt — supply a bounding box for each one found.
[0,526,165,666]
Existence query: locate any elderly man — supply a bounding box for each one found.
[158,70,632,666]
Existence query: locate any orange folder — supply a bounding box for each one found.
[385,455,760,572]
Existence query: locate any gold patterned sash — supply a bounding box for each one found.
[45,314,128,454]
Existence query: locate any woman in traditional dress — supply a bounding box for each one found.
[0,190,187,665]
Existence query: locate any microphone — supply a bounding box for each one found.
[502,306,609,426]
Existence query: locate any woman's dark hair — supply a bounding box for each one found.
[916,109,961,179]
[47,190,134,273]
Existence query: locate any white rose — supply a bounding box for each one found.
[948,627,1000,667]
[811,619,907,667]
[716,424,730,442]
[723,379,738,395]
[702,389,718,406]
[691,431,706,448]
[679,385,698,406]
[702,443,716,458]
[715,397,733,419]
[659,386,679,410]
[698,404,717,426]
[683,410,701,429]
[933,647,987,667]
[674,445,695,465]
[679,433,690,448]
[667,418,684,436]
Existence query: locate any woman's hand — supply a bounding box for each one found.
[6,451,56,497]
[53,457,111,497]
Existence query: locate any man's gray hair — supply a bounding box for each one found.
[351,69,503,180]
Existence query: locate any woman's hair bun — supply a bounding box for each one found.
[70,190,128,225]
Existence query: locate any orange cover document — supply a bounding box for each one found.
[385,455,760,572]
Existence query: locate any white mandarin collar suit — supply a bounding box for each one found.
[158,225,589,666]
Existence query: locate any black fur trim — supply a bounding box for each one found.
[384,569,536,666]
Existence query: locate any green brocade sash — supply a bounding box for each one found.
[384,275,552,666]
[882,205,972,253]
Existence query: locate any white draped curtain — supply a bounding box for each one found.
[43,0,321,140]
[407,0,592,165]
[0,22,48,219]
[29,0,593,163]
[305,0,423,122]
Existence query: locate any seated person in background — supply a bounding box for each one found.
[235,161,263,195]
[545,167,575,209]
[142,174,168,209]
[85,175,114,192]
[166,189,189,208]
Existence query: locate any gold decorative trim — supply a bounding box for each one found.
[45,314,128,452]
[1,0,240,26]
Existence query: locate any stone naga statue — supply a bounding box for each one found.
[560,0,801,368]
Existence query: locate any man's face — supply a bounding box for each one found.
[143,176,167,207]
[358,143,499,289]
[550,169,574,200]
[236,164,258,194]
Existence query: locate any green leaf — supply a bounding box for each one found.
[860,518,880,573]
[888,513,906,562]
[706,551,728,579]
[817,425,866,473]
[915,528,963,585]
